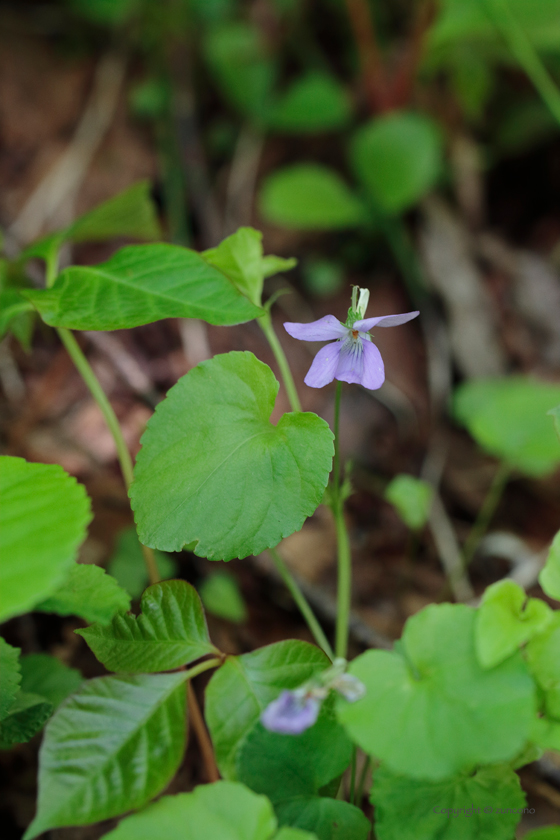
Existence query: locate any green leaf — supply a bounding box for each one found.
[24,243,262,331]
[523,828,560,840]
[531,715,560,752]
[199,573,247,624]
[237,701,352,802]
[0,692,53,748]
[107,527,177,599]
[526,613,560,719]
[66,181,161,243]
[205,640,329,779]
[259,164,367,230]
[275,798,369,840]
[130,352,334,559]
[36,563,131,624]
[540,529,560,601]
[268,72,351,133]
[0,288,34,344]
[76,580,217,673]
[102,782,278,840]
[384,474,433,530]
[336,604,535,780]
[349,112,442,215]
[371,763,526,840]
[68,0,140,26]
[0,638,21,720]
[275,829,318,840]
[24,672,188,839]
[475,580,552,668]
[453,378,560,476]
[20,654,83,709]
[202,227,295,307]
[0,456,92,623]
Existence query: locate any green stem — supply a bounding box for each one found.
[486,0,560,128]
[462,461,511,568]
[349,745,357,804]
[258,312,302,413]
[183,657,223,681]
[331,381,352,660]
[269,547,334,660]
[57,327,160,585]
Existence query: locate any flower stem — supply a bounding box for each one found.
[462,461,511,568]
[349,745,357,804]
[258,312,302,413]
[331,381,352,660]
[269,547,334,660]
[56,327,160,585]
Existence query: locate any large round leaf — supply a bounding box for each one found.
[130,352,334,559]
[0,456,92,622]
[336,604,535,780]
[453,377,560,476]
[349,112,442,215]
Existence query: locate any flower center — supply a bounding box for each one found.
[351,329,359,339]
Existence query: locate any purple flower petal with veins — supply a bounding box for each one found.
[284,305,419,390]
[261,690,320,735]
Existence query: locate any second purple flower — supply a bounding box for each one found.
[284,287,419,390]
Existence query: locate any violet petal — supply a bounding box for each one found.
[360,340,385,390]
[335,337,365,385]
[284,315,347,342]
[261,690,321,735]
[304,341,342,388]
[353,311,419,331]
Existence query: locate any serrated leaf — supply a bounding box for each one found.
[259,164,367,230]
[371,763,526,840]
[199,573,247,624]
[384,474,433,531]
[475,580,552,668]
[0,638,21,720]
[237,700,352,803]
[268,72,351,133]
[20,654,82,708]
[0,456,92,623]
[65,181,161,243]
[453,378,560,476]
[349,112,442,215]
[205,640,329,779]
[102,782,278,840]
[24,244,262,331]
[275,798,369,840]
[526,613,560,719]
[76,580,217,673]
[107,527,177,599]
[130,352,334,559]
[0,692,53,748]
[24,672,188,839]
[36,563,131,624]
[539,529,560,601]
[336,604,535,780]
[202,227,295,308]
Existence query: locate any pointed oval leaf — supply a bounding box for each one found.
[20,654,82,709]
[336,604,535,780]
[0,457,92,623]
[475,580,552,668]
[66,180,161,243]
[76,580,217,673]
[0,692,53,748]
[24,672,187,839]
[259,164,367,230]
[102,782,277,840]
[372,763,526,840]
[0,638,21,720]
[130,352,334,559]
[37,563,131,624]
[275,798,370,840]
[205,640,329,779]
[24,244,262,331]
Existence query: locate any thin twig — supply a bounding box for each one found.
[344,0,387,112]
[187,682,220,783]
[223,124,265,236]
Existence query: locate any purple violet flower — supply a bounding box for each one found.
[260,689,320,735]
[284,287,419,390]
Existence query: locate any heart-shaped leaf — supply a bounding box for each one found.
[526,613,560,719]
[25,244,262,331]
[275,798,369,840]
[77,580,217,673]
[539,529,560,601]
[384,474,433,531]
[371,763,526,840]
[0,456,92,623]
[336,604,535,780]
[107,527,177,599]
[130,352,334,559]
[475,579,552,668]
[37,563,131,624]
[205,640,329,779]
[24,672,187,839]
[268,72,351,134]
